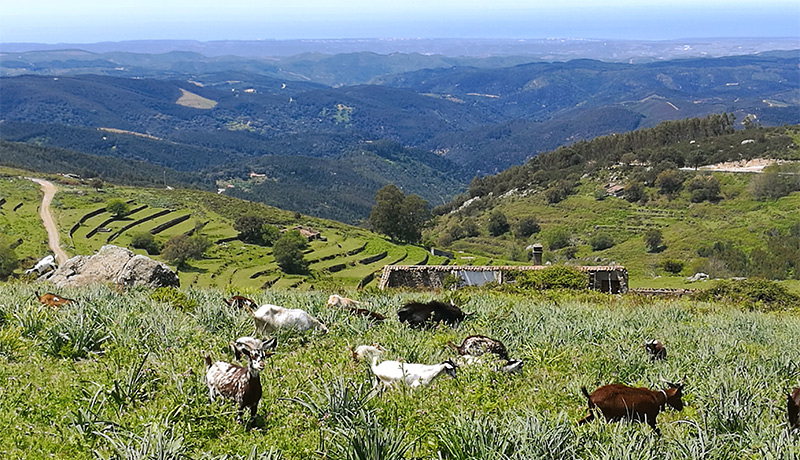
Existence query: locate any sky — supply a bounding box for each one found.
[1,0,798,43]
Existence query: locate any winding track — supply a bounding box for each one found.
[28,178,69,265]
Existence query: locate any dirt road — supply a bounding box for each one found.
[28,178,69,265]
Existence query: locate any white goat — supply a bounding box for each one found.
[358,346,457,389]
[327,294,361,308]
[25,254,56,276]
[248,303,328,334]
[205,337,277,426]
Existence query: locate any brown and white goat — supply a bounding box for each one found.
[578,380,685,435]
[204,337,277,426]
[328,294,386,322]
[644,339,667,361]
[35,291,74,308]
[223,295,257,310]
[788,388,800,431]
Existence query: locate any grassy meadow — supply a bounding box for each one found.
[0,284,798,459]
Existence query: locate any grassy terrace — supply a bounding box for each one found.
[0,285,797,459]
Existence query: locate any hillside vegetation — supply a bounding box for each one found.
[427,122,800,289]
[0,285,798,458]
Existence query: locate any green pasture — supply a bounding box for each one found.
[0,284,798,459]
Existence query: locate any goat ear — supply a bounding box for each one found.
[263,337,278,351]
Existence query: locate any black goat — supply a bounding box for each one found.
[398,300,468,328]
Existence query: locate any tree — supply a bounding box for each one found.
[235,215,266,244]
[514,217,541,238]
[487,211,510,237]
[106,199,130,218]
[655,169,684,196]
[0,240,19,278]
[89,178,104,190]
[644,229,664,253]
[687,175,720,202]
[368,185,429,243]
[273,230,309,274]
[623,181,645,203]
[130,231,160,255]
[161,234,210,267]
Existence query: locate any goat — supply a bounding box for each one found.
[644,339,667,361]
[34,291,74,308]
[224,295,257,310]
[248,303,328,334]
[358,346,457,389]
[578,380,685,435]
[25,255,56,276]
[230,336,268,361]
[204,337,277,426]
[397,300,468,329]
[328,294,386,322]
[352,344,387,361]
[788,388,800,431]
[448,335,509,361]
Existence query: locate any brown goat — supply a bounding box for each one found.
[788,388,800,431]
[644,339,667,361]
[35,291,74,308]
[578,381,685,435]
[223,296,257,310]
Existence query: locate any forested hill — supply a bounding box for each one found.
[0,52,798,221]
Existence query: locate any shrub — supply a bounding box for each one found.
[0,239,19,278]
[514,217,541,238]
[487,211,510,236]
[545,228,571,250]
[150,287,197,312]
[130,232,160,255]
[660,259,685,274]
[516,266,587,290]
[694,279,800,310]
[687,175,721,202]
[589,232,615,251]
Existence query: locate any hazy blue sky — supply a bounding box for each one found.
[2,0,798,43]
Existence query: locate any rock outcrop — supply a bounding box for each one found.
[46,245,179,289]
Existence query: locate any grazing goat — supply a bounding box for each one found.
[398,300,468,329]
[644,339,667,361]
[224,295,257,310]
[205,337,277,426]
[25,255,56,276]
[248,303,328,334]
[35,291,74,307]
[328,294,386,322]
[358,346,457,389]
[448,335,509,361]
[352,344,387,361]
[788,388,800,431]
[578,380,685,435]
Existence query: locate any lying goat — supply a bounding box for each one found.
[328,294,386,322]
[448,335,509,361]
[224,295,257,310]
[358,345,457,389]
[789,388,800,431]
[578,379,685,435]
[35,291,74,308]
[248,303,328,334]
[398,300,468,329]
[644,339,667,361]
[205,337,277,426]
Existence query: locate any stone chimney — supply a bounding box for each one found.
[530,243,543,265]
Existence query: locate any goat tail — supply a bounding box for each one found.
[581,386,594,407]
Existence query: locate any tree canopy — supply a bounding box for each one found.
[274,230,309,274]
[368,184,430,243]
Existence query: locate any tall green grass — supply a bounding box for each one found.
[0,284,798,458]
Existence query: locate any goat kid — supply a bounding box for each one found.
[248,303,328,334]
[224,295,257,310]
[644,339,667,361]
[35,291,74,308]
[788,388,800,431]
[578,380,685,435]
[205,337,277,426]
[328,294,385,321]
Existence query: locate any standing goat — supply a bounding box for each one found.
[398,300,468,329]
[578,380,685,435]
[248,303,328,334]
[788,388,800,431]
[205,337,277,426]
[34,291,74,307]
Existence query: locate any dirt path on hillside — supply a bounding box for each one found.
[28,178,69,265]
